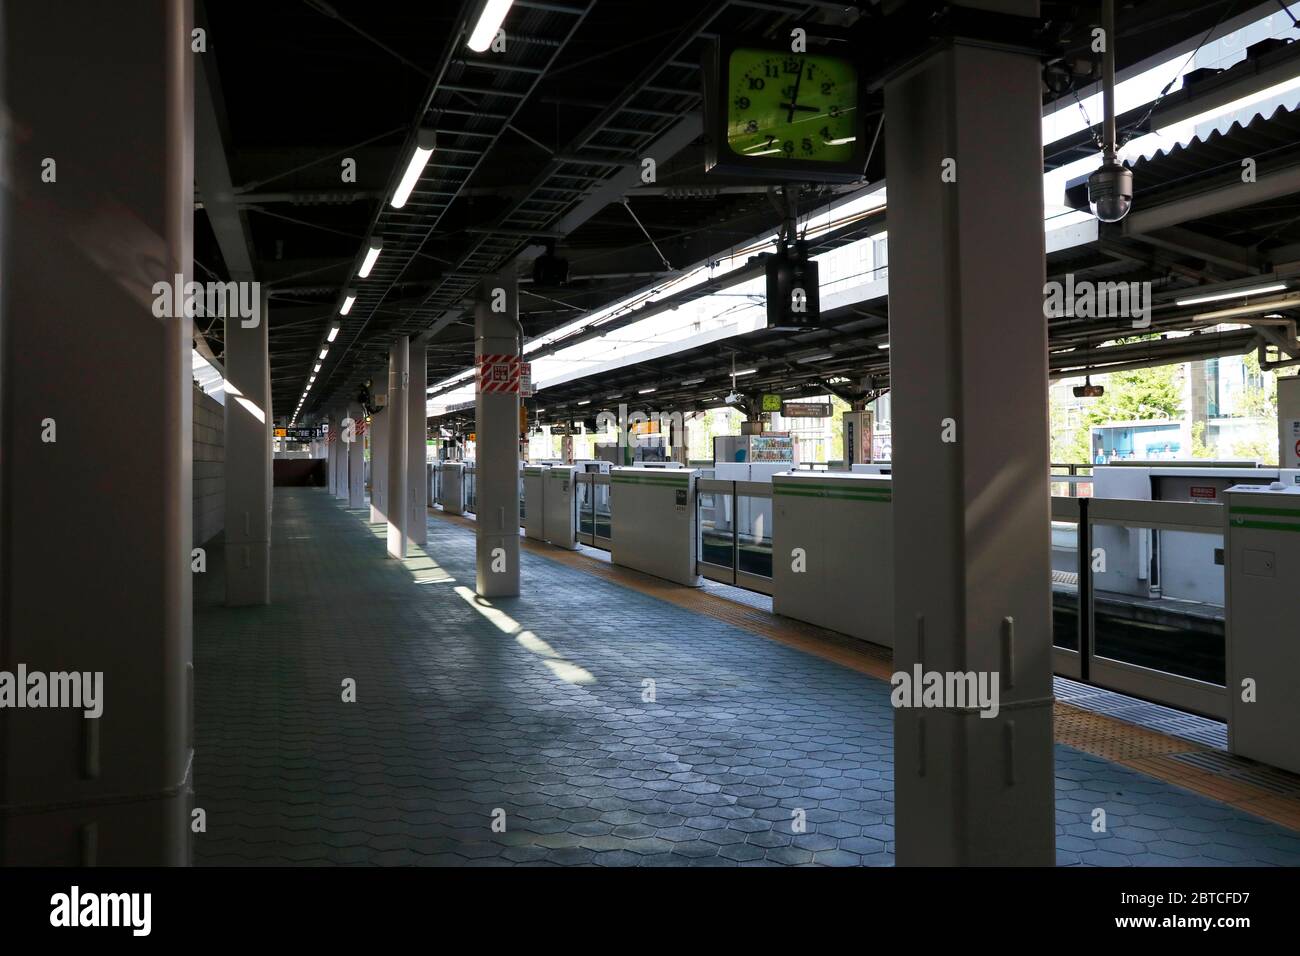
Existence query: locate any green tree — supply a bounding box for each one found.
[1050,400,1090,464]
[1051,352,1184,463]
[1189,420,1214,459]
[1086,363,1183,423]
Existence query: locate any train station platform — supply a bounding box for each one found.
[192,488,1300,867]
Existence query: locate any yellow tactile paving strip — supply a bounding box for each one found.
[429,509,1300,832]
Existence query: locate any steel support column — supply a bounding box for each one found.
[334,408,349,500]
[407,341,428,547]
[225,290,272,607]
[0,0,195,864]
[475,274,521,597]
[884,0,1055,865]
[369,406,388,526]
[386,338,409,559]
[347,403,366,509]
[327,413,338,496]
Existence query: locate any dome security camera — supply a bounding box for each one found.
[1087,161,1133,223]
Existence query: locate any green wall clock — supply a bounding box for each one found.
[703,38,866,182]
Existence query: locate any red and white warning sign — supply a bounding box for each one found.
[520,361,533,398]
[478,354,521,394]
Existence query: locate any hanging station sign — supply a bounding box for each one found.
[781,401,831,418]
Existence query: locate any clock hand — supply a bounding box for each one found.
[785,59,805,125]
[779,103,818,113]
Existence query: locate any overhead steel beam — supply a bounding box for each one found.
[194,3,256,281]
[1125,159,1300,234]
[1125,225,1264,275]
[1150,36,1300,129]
[1050,328,1259,378]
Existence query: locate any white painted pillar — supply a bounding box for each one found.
[884,0,1054,865]
[332,409,348,500]
[475,274,521,597]
[326,416,337,494]
[370,396,388,525]
[348,403,366,508]
[386,338,409,558]
[407,340,428,546]
[0,0,195,865]
[225,292,272,606]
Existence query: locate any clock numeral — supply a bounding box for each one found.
[821,81,832,95]
[782,140,795,155]
[745,120,758,133]
[819,126,831,141]
[748,77,765,90]
[734,96,751,110]
[784,58,800,74]
[765,135,777,149]
[764,64,778,78]
[829,104,842,118]
[801,138,813,155]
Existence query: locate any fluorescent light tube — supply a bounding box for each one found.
[468,0,513,52]
[358,238,383,278]
[1175,283,1285,307]
[390,130,437,209]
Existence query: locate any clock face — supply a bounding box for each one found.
[725,49,859,164]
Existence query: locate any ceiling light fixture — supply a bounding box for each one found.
[1192,295,1300,322]
[1175,283,1287,307]
[390,129,437,209]
[467,0,514,53]
[358,237,383,278]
